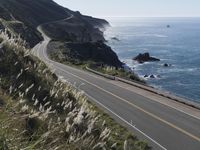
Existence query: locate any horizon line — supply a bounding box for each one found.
[92,15,200,18]
[97,16,200,18]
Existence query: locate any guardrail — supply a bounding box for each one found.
[86,67,115,80]
[86,67,200,110]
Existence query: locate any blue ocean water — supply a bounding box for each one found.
[105,17,200,103]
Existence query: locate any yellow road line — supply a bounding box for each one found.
[38,35,200,143]
[110,81,200,121]
[51,60,200,121]
[55,64,200,143]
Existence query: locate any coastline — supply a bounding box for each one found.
[104,20,200,106]
[86,66,200,110]
[103,17,200,105]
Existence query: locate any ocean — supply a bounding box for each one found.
[104,17,200,103]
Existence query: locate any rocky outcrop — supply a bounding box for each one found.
[163,63,172,67]
[133,52,160,63]
[150,75,156,78]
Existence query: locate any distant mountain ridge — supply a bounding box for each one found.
[0,0,109,46]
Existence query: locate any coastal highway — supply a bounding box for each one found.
[33,25,200,150]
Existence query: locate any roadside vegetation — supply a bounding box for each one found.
[48,40,145,84]
[89,65,145,83]
[0,31,150,149]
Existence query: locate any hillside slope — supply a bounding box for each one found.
[0,0,109,47]
[48,41,123,67]
[0,28,149,150]
[0,0,123,67]
[0,0,109,27]
[0,0,70,27]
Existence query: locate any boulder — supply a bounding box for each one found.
[133,52,160,63]
[163,63,172,67]
[150,75,156,78]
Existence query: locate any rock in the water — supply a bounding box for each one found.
[133,52,160,63]
[164,63,168,67]
[111,37,120,41]
[150,75,155,78]
[163,63,171,67]
[144,75,148,78]
[157,75,161,78]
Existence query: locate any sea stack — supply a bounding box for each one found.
[133,52,160,63]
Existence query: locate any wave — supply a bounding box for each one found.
[153,34,168,38]
[139,74,162,80]
[164,67,200,73]
[131,33,168,38]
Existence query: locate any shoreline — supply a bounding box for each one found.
[86,66,200,110]
[104,20,200,104]
[125,59,200,104]
[103,24,200,107]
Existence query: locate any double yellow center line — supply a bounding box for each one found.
[37,38,200,144]
[55,64,200,143]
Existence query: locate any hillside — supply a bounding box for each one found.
[0,0,124,68]
[0,1,150,149]
[48,41,123,67]
[0,0,109,47]
[0,28,149,150]
[0,0,70,27]
[0,0,108,27]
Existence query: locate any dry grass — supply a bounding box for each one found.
[0,31,150,150]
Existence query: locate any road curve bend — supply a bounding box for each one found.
[32,22,200,150]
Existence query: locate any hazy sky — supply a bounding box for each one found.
[54,0,200,17]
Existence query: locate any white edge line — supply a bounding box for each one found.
[111,82,200,121]
[42,49,200,121]
[39,42,167,150]
[84,93,167,150]
[47,61,167,150]
[33,19,200,122]
[52,57,200,121]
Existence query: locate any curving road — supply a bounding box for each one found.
[33,21,200,150]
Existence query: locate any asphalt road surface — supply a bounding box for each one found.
[32,25,200,150]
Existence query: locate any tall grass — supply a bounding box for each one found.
[0,31,150,150]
